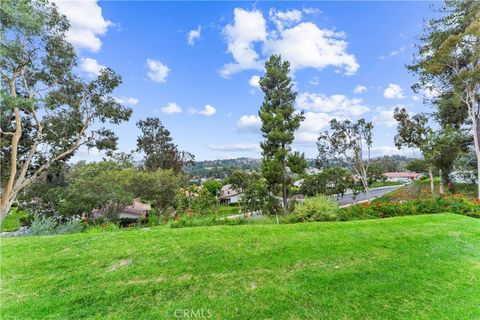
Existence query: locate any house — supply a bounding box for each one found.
[383,172,421,183]
[91,199,151,220]
[219,184,242,204]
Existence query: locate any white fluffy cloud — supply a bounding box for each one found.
[80,57,105,76]
[269,8,303,31]
[372,107,397,127]
[208,143,260,152]
[383,84,405,99]
[187,25,202,46]
[237,115,262,132]
[198,104,217,116]
[264,22,359,75]
[146,59,170,83]
[297,92,369,116]
[160,102,182,114]
[249,75,261,89]
[296,112,332,142]
[114,97,139,106]
[353,85,367,94]
[220,8,267,77]
[55,0,112,52]
[221,8,358,77]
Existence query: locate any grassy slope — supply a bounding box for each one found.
[1,214,479,319]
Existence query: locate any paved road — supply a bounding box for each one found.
[225,185,404,220]
[336,185,403,206]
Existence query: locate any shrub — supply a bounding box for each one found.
[293,195,340,222]
[28,216,85,236]
[28,216,58,236]
[339,195,480,221]
[56,219,85,234]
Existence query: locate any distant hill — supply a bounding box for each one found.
[185,155,418,179]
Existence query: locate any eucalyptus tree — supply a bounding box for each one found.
[136,117,194,172]
[317,119,374,203]
[409,0,480,197]
[393,108,436,193]
[258,55,305,210]
[0,0,132,223]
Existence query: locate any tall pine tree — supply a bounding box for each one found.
[258,55,304,211]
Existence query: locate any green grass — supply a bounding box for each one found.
[1,214,479,319]
[1,207,28,232]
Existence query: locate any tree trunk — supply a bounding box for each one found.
[472,116,480,199]
[438,169,444,195]
[428,166,434,194]
[0,79,22,225]
[282,186,288,210]
[0,193,16,225]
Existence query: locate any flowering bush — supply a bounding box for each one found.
[339,195,480,221]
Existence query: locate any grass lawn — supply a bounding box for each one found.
[1,207,28,232]
[1,214,479,319]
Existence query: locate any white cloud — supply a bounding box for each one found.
[114,97,139,106]
[296,112,332,142]
[160,102,182,114]
[264,22,359,75]
[372,107,397,127]
[297,92,369,116]
[237,115,262,132]
[221,8,358,77]
[269,8,303,31]
[379,46,406,60]
[309,77,319,86]
[55,0,112,52]
[80,57,105,77]
[220,8,267,77]
[146,59,170,83]
[198,104,217,116]
[208,143,260,152]
[187,25,202,46]
[383,84,405,99]
[412,95,421,101]
[249,75,261,89]
[353,85,367,94]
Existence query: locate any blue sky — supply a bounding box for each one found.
[57,1,440,161]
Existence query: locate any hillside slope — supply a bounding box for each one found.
[1,214,479,319]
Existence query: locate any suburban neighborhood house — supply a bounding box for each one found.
[91,199,151,220]
[219,184,242,204]
[383,172,421,183]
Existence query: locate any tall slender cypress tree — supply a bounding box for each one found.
[258,55,304,211]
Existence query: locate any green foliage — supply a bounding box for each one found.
[64,164,135,219]
[136,117,194,172]
[202,180,223,196]
[259,55,304,209]
[292,195,340,222]
[339,195,480,221]
[287,151,307,175]
[191,188,217,212]
[0,0,132,221]
[1,207,28,231]
[317,119,373,197]
[27,215,84,236]
[406,159,429,173]
[300,167,353,197]
[239,174,269,214]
